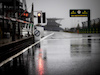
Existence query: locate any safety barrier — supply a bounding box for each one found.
[79,28,100,33]
[0,36,34,62]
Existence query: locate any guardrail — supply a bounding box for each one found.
[78,28,100,33]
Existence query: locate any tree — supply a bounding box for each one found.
[76,23,80,30]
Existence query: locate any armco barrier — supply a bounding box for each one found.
[79,28,100,34]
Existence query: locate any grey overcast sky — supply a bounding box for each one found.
[26,0,100,28]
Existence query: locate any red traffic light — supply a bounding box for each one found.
[37,12,41,23]
[38,12,41,17]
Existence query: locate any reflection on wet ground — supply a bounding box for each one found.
[70,39,92,57]
[0,47,35,75]
[0,31,100,75]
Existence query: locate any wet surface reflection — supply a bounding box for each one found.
[38,49,44,75]
[0,42,48,75]
[0,31,100,75]
[70,38,92,57]
[70,34,100,57]
[0,45,36,75]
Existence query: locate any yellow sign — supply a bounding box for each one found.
[70,10,90,17]
[71,11,76,14]
[82,11,88,14]
[71,15,88,17]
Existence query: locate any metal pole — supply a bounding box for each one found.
[2,3,4,38]
[30,3,34,35]
[88,10,90,29]
[12,0,16,41]
[32,3,34,35]
[18,3,20,39]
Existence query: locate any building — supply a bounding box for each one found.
[0,0,32,41]
[0,0,35,62]
[44,18,64,31]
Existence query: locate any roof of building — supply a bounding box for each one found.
[44,18,64,31]
[47,18,63,20]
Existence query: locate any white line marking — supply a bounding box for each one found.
[0,33,54,67]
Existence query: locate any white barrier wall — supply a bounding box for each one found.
[34,26,44,41]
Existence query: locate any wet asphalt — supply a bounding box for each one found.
[0,31,100,75]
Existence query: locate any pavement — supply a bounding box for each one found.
[0,36,31,46]
[0,37,12,46]
[0,31,100,75]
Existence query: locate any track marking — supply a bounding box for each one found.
[0,33,54,67]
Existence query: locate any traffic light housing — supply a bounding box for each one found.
[37,12,41,23]
[42,12,46,23]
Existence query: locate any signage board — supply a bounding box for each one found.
[70,9,90,17]
[34,30,40,37]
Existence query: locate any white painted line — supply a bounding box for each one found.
[0,33,54,67]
